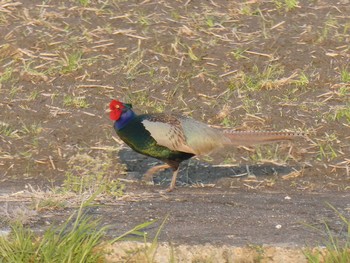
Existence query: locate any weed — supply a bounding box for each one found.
[292,72,309,87]
[230,48,248,60]
[34,197,67,212]
[256,64,285,90]
[78,0,90,7]
[27,90,40,101]
[0,199,105,262]
[304,203,350,263]
[126,91,165,113]
[122,49,145,80]
[0,122,17,138]
[0,193,162,262]
[22,60,50,81]
[330,105,350,124]
[250,144,290,164]
[19,150,33,159]
[221,116,236,128]
[138,13,151,26]
[0,67,12,83]
[242,97,260,114]
[0,204,38,225]
[60,51,83,74]
[239,3,254,16]
[338,86,349,97]
[274,0,299,11]
[20,122,43,136]
[63,153,125,197]
[63,95,90,108]
[318,16,338,43]
[227,64,294,92]
[340,68,350,83]
[316,133,339,161]
[205,16,215,28]
[9,86,22,99]
[110,215,168,262]
[249,244,265,262]
[187,47,200,61]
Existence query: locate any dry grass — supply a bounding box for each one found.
[0,0,349,222]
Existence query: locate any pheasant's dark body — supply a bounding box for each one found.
[114,114,194,169]
[109,99,302,191]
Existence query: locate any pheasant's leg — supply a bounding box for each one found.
[246,165,256,179]
[142,164,171,184]
[167,168,179,192]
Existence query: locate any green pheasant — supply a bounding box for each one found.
[110,99,302,191]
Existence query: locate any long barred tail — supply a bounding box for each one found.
[222,130,305,146]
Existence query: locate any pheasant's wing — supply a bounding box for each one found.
[141,114,229,155]
[141,114,196,154]
[179,116,230,155]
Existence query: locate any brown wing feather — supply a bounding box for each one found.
[141,114,197,154]
[142,114,230,155]
[179,117,230,155]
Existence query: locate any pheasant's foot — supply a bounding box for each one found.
[142,164,171,184]
[246,165,256,179]
[165,186,176,192]
[167,168,179,192]
[142,180,155,186]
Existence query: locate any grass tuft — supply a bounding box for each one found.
[63,153,125,197]
[340,68,350,83]
[63,95,90,108]
[0,196,160,262]
[0,201,105,262]
[304,203,350,263]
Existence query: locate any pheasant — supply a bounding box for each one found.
[109,99,302,191]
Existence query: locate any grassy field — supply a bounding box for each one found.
[0,0,349,189]
[0,0,349,261]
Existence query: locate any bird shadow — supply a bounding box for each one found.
[118,148,297,187]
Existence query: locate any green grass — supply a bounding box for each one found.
[0,197,159,263]
[340,68,350,83]
[78,0,90,7]
[316,133,339,161]
[110,215,168,262]
[0,202,106,262]
[62,153,125,197]
[273,0,299,11]
[227,64,308,92]
[304,204,350,263]
[60,51,83,74]
[250,144,291,165]
[331,105,350,124]
[0,122,17,138]
[0,67,13,83]
[63,95,90,108]
[318,16,338,43]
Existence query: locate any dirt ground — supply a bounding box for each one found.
[0,0,349,259]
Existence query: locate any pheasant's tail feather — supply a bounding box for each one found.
[223,130,305,146]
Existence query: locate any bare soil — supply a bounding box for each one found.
[0,0,349,259]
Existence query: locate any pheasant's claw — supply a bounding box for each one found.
[166,186,176,192]
[142,164,171,186]
[141,177,155,186]
[141,171,155,185]
[142,173,154,182]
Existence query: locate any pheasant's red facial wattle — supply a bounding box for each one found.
[109,100,125,121]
